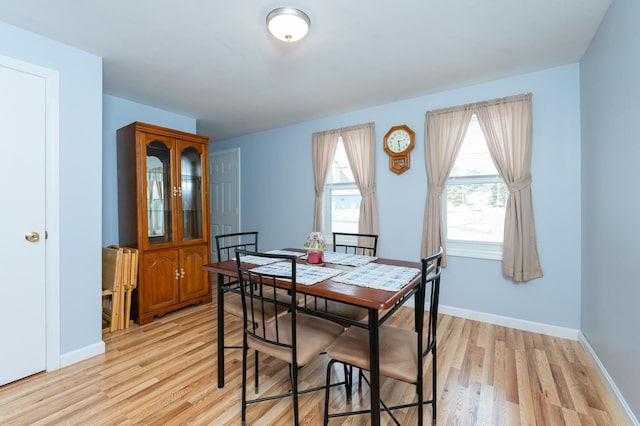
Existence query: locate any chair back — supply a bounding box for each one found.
[215,232,259,292]
[102,246,124,292]
[418,246,443,358]
[214,231,258,262]
[235,249,299,364]
[102,246,124,333]
[332,232,378,256]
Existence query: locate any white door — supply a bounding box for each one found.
[210,149,240,261]
[0,59,47,385]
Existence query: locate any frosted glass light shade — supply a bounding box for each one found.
[266,8,310,42]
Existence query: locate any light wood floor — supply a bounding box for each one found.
[0,301,628,425]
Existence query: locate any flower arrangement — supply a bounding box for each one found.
[304,232,326,264]
[304,232,326,250]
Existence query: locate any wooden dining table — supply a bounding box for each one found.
[202,248,423,426]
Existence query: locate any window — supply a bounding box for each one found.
[323,137,361,235]
[444,114,507,260]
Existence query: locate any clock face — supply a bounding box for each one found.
[386,129,411,153]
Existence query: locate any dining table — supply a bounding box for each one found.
[202,248,424,426]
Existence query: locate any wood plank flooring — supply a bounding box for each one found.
[0,301,629,425]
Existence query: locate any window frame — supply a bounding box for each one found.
[322,138,361,238]
[443,119,505,261]
[323,182,360,238]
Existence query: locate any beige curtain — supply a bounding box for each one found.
[421,106,473,266]
[341,123,379,237]
[311,131,338,232]
[475,94,542,281]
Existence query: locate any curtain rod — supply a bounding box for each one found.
[425,93,532,117]
[312,122,375,138]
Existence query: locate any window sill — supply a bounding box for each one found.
[446,241,502,261]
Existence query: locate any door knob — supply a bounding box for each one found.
[25,232,40,243]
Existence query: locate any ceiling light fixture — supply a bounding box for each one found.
[266,7,311,42]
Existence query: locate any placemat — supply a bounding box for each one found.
[322,251,377,266]
[266,250,305,257]
[331,263,420,291]
[235,250,304,266]
[249,262,343,285]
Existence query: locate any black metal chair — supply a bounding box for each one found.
[332,232,379,256]
[215,231,259,262]
[214,231,260,320]
[311,232,380,324]
[215,231,289,391]
[235,249,346,426]
[312,232,381,390]
[323,247,443,425]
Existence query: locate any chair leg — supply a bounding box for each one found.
[291,362,299,426]
[432,345,437,424]
[323,360,352,424]
[254,349,259,393]
[324,359,336,426]
[343,363,352,403]
[123,286,133,329]
[241,343,248,426]
[418,372,424,426]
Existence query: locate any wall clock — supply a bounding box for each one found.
[383,124,415,174]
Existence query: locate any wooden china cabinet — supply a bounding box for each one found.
[117,122,211,324]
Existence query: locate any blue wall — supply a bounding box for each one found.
[212,64,583,330]
[102,95,196,246]
[581,0,640,419]
[0,21,103,355]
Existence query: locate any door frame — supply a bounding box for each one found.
[1,54,61,372]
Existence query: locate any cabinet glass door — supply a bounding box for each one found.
[146,139,173,245]
[180,144,204,241]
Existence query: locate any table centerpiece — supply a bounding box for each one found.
[304,232,326,265]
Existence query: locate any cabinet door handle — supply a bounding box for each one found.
[173,186,179,196]
[180,268,186,278]
[175,269,180,279]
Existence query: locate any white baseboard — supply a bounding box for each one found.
[58,341,105,368]
[438,304,580,340]
[578,332,639,426]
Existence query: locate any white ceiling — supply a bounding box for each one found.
[0,1,611,141]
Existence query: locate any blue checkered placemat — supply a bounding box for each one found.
[249,262,343,285]
[332,263,420,291]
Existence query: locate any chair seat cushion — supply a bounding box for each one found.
[224,290,290,320]
[323,300,368,322]
[303,297,368,323]
[223,292,245,318]
[248,313,344,366]
[326,324,418,383]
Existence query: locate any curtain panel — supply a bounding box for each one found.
[421,106,474,267]
[311,132,338,233]
[341,123,379,237]
[476,94,542,281]
[311,122,378,237]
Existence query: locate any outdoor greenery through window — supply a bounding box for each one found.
[445,114,507,258]
[324,137,361,235]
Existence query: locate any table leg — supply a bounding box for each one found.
[217,273,225,388]
[369,308,380,426]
